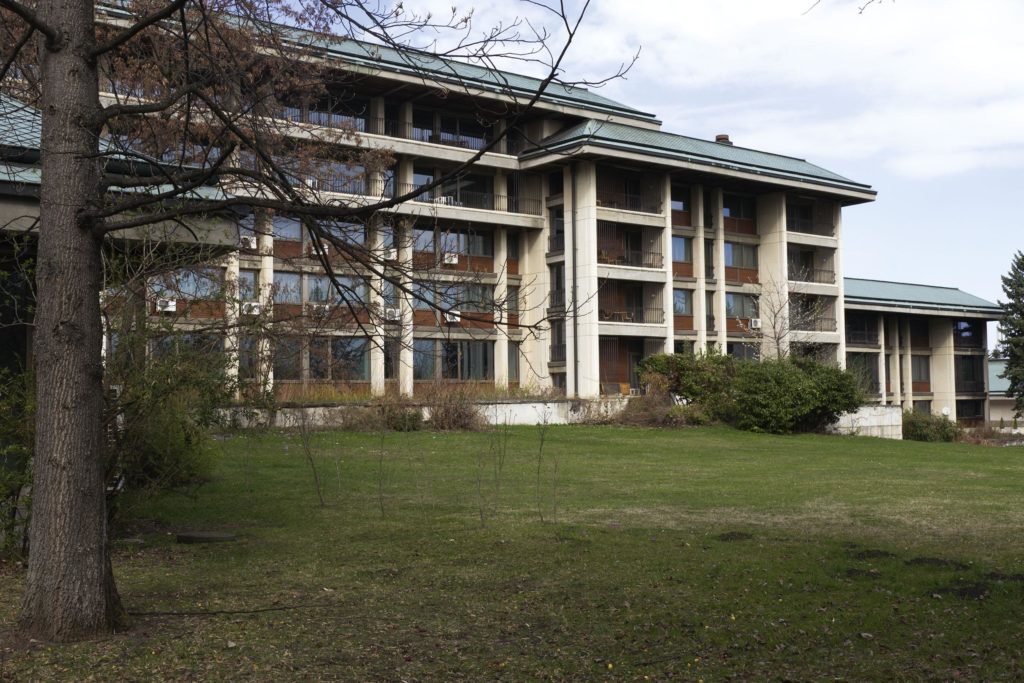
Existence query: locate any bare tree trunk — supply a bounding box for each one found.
[19,0,125,640]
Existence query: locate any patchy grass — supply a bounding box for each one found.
[2,426,1023,680]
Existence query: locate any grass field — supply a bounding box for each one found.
[2,426,1024,680]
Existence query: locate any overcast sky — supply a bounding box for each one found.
[401,0,1022,310]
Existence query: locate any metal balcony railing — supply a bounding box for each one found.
[598,307,665,324]
[596,247,664,269]
[955,379,986,393]
[548,233,566,253]
[788,266,836,284]
[787,217,835,237]
[793,316,837,332]
[549,290,566,309]
[846,329,880,345]
[396,183,542,216]
[596,192,662,214]
[549,344,567,363]
[954,336,985,349]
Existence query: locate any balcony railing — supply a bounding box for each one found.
[788,266,836,284]
[846,329,880,345]
[793,317,837,332]
[596,192,662,214]
[549,290,566,310]
[550,344,567,363]
[597,247,664,269]
[955,379,986,394]
[548,233,565,253]
[396,183,542,216]
[788,217,835,237]
[954,336,985,349]
[598,307,665,324]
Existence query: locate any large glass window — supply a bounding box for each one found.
[324,220,366,246]
[723,194,756,220]
[441,340,494,380]
[725,242,758,269]
[726,293,758,318]
[238,336,259,380]
[413,228,435,253]
[911,356,931,383]
[273,337,301,380]
[239,270,258,302]
[508,342,520,383]
[413,339,435,380]
[673,289,693,316]
[412,281,434,310]
[273,272,301,304]
[506,286,520,315]
[672,236,692,263]
[670,185,689,213]
[152,268,223,300]
[272,215,302,241]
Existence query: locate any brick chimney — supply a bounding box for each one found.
[715,134,733,145]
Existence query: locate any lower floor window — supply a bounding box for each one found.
[309,337,368,381]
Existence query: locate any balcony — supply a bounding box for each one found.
[598,307,665,324]
[550,344,567,363]
[549,290,566,310]
[793,317,837,333]
[548,233,565,254]
[598,247,664,269]
[397,183,542,216]
[787,216,835,237]
[956,379,986,394]
[788,265,836,284]
[596,191,662,214]
[597,224,664,269]
[846,329,880,346]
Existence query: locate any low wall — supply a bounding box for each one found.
[228,396,631,429]
[829,405,903,440]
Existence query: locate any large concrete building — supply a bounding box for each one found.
[0,18,1006,423]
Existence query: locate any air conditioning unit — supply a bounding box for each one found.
[444,310,461,323]
[382,247,398,261]
[242,301,261,315]
[442,252,460,265]
[239,235,257,250]
[749,318,763,329]
[433,195,455,206]
[308,243,329,257]
[156,298,176,313]
[383,306,401,322]
[304,177,318,190]
[307,302,330,316]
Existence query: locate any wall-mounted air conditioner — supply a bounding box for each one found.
[444,310,461,323]
[156,298,176,313]
[433,195,456,206]
[442,252,460,265]
[383,248,398,261]
[242,301,261,315]
[749,318,762,329]
[239,235,257,250]
[384,307,401,322]
[307,302,330,316]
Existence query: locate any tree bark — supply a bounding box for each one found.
[19,0,125,640]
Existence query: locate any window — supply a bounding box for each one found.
[442,340,494,380]
[412,281,434,310]
[413,339,435,379]
[381,280,399,307]
[508,342,520,383]
[239,270,258,302]
[670,185,689,213]
[507,232,520,260]
[705,239,715,278]
[725,242,758,269]
[330,337,369,381]
[273,272,301,304]
[911,356,931,383]
[306,275,334,303]
[727,342,759,360]
[384,339,400,380]
[324,220,365,246]
[674,340,694,355]
[438,228,494,257]
[272,215,302,241]
[459,284,495,312]
[723,194,756,220]
[671,236,692,263]
[238,336,259,380]
[549,263,565,293]
[506,286,520,315]
[273,337,301,380]
[956,399,984,420]
[726,293,758,318]
[152,268,223,300]
[336,275,368,305]
[673,289,693,316]
[413,228,435,253]
[914,400,932,414]
[953,320,984,347]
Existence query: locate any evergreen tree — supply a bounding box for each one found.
[999,251,1024,417]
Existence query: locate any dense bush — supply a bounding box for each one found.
[902,410,961,442]
[638,353,862,434]
[426,387,484,431]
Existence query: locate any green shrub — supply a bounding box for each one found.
[902,410,960,442]
[425,386,484,431]
[665,403,712,427]
[731,360,815,433]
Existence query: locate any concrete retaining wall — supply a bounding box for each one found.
[829,405,903,440]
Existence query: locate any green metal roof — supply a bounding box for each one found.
[524,119,873,195]
[0,94,41,150]
[989,358,1009,396]
[844,277,1001,316]
[96,3,655,123]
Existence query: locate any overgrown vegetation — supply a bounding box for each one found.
[0,370,33,558]
[2,426,1023,680]
[633,353,863,433]
[902,409,962,442]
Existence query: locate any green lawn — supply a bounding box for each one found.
[2,426,1024,680]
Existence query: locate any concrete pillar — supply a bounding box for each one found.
[397,220,414,396]
[693,184,708,350]
[494,227,509,388]
[565,160,601,398]
[901,318,913,412]
[877,313,887,404]
[368,218,386,396]
[661,175,675,353]
[494,171,508,213]
[369,96,385,136]
[224,249,240,384]
[258,211,275,390]
[712,188,727,350]
[930,317,955,418]
[834,203,847,368]
[889,316,901,406]
[757,192,787,359]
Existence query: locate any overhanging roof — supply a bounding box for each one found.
[844,277,1001,318]
[523,119,875,199]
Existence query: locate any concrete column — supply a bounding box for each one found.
[369,96,385,135]
[224,250,240,385]
[567,160,601,398]
[397,219,414,396]
[494,171,508,213]
[889,316,901,406]
[877,313,887,404]
[834,204,847,368]
[368,219,386,396]
[901,318,913,412]
[757,192,787,359]
[519,184,551,390]
[930,317,955,418]
[661,175,675,353]
[712,188,728,350]
[494,227,509,388]
[258,211,275,390]
[693,184,708,351]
